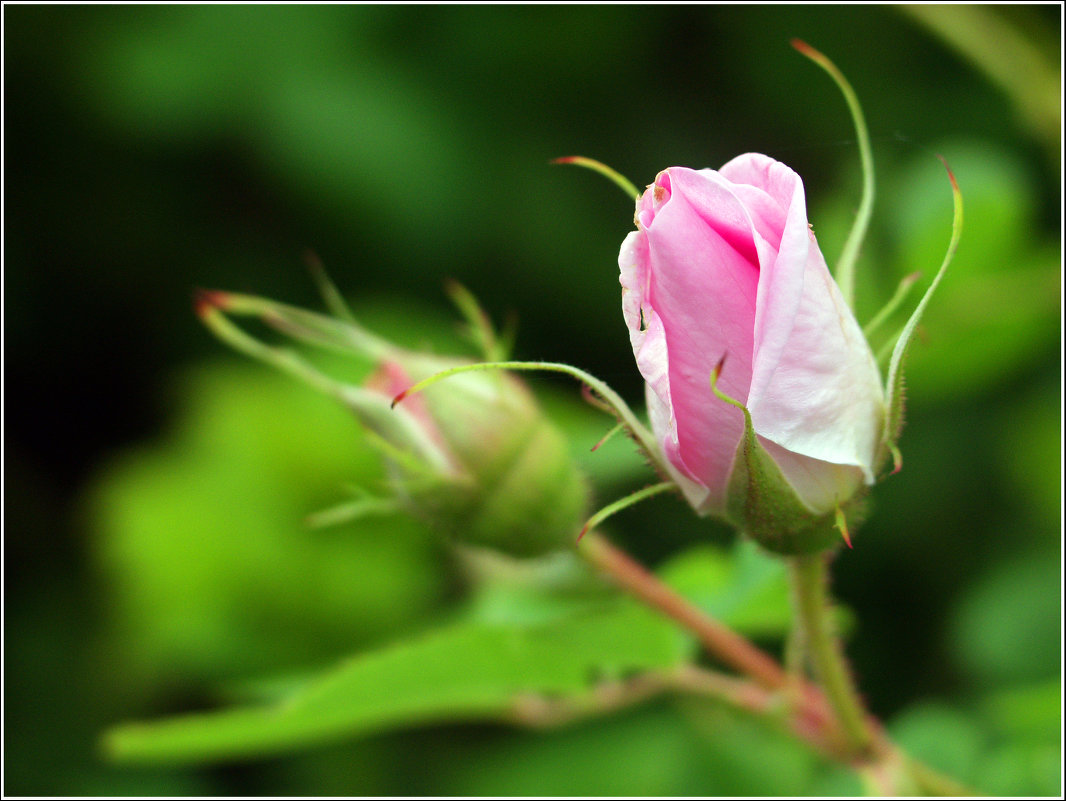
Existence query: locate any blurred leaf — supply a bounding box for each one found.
[90,361,447,679]
[975,681,1061,796]
[456,548,620,627]
[975,742,1062,798]
[431,696,830,797]
[104,601,689,765]
[889,703,985,785]
[1000,386,1062,530]
[889,687,1062,797]
[948,551,1060,685]
[982,681,1061,744]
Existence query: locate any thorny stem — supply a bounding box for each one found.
[789,552,874,757]
[507,664,839,757]
[579,532,847,757]
[581,533,795,695]
[578,532,977,794]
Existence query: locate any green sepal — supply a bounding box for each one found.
[711,362,857,555]
[551,156,641,201]
[878,157,963,469]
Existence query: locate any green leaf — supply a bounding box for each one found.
[89,362,447,680]
[104,603,689,765]
[982,681,1061,744]
[949,552,1060,685]
[889,703,985,787]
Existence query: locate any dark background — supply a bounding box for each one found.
[4,5,1061,796]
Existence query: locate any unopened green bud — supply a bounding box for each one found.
[197,287,588,557]
[381,355,589,556]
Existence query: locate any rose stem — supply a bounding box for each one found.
[580,533,977,791]
[788,552,874,757]
[580,532,790,692]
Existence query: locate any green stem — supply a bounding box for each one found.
[788,552,874,757]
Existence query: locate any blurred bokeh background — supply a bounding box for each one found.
[4,5,1060,796]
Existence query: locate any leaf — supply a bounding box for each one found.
[948,552,1060,684]
[982,681,1061,744]
[104,602,689,765]
[889,703,985,786]
[89,363,448,680]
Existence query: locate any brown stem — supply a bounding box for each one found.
[577,532,978,794]
[580,532,788,690]
[579,532,883,756]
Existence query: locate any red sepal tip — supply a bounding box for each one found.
[575,523,590,543]
[935,154,960,193]
[550,156,579,165]
[390,388,410,410]
[193,288,228,318]
[590,428,614,452]
[711,353,727,383]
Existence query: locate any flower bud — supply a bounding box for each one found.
[618,155,885,552]
[372,354,589,556]
[197,289,589,557]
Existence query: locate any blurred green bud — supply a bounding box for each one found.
[381,356,589,556]
[196,285,589,557]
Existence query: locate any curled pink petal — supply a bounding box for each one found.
[619,156,884,516]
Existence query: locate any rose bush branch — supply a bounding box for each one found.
[504,664,848,761]
[575,530,975,794]
[579,532,795,694]
[788,552,873,756]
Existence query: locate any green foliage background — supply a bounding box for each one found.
[4,5,1060,796]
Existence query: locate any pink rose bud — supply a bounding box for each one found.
[619,154,884,551]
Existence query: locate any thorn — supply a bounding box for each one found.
[550,156,580,165]
[390,388,410,410]
[576,522,590,543]
[835,505,853,549]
